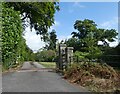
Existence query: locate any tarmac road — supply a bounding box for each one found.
[2,62,89,92]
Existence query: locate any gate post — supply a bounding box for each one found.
[56,44,73,71]
[58,44,66,70]
[66,47,73,67]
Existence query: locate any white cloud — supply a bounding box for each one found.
[23,27,45,52]
[98,41,103,45]
[106,38,119,47]
[98,17,119,47]
[99,17,118,30]
[109,41,119,47]
[98,39,119,47]
[23,21,61,52]
[73,2,86,8]
[68,2,86,13]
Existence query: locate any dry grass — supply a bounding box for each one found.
[64,62,120,92]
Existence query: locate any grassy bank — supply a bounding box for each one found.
[39,62,56,68]
[2,62,23,73]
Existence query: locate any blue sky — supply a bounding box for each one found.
[24,2,118,52]
[55,2,118,38]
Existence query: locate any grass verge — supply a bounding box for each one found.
[39,62,56,68]
[2,62,23,73]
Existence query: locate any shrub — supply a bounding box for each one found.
[35,50,56,62]
[2,5,23,69]
[74,51,89,61]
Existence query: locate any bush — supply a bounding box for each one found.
[74,50,102,62]
[2,5,23,69]
[2,4,32,70]
[35,50,56,62]
[74,51,89,61]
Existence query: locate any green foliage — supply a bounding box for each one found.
[101,44,120,65]
[72,19,97,39]
[86,47,102,60]
[2,2,59,69]
[4,2,59,41]
[115,44,120,55]
[23,43,34,61]
[65,38,81,52]
[66,19,118,60]
[0,4,2,63]
[74,51,89,61]
[35,50,56,62]
[44,29,57,50]
[96,29,118,46]
[107,45,119,54]
[72,19,117,46]
[2,6,23,69]
[2,4,34,69]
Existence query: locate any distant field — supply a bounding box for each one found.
[39,62,56,68]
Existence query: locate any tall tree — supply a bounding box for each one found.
[72,19,118,48]
[49,29,57,50]
[45,29,57,50]
[65,38,81,52]
[35,50,56,62]
[72,19,97,39]
[69,19,118,60]
[4,2,59,41]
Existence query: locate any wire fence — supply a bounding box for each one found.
[69,55,120,68]
[100,55,120,67]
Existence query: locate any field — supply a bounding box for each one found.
[39,62,56,68]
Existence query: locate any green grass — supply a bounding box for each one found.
[39,62,56,68]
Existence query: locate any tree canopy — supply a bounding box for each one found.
[4,2,59,40]
[35,50,56,62]
[72,19,118,47]
[2,4,34,69]
[44,29,57,50]
[65,19,118,60]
